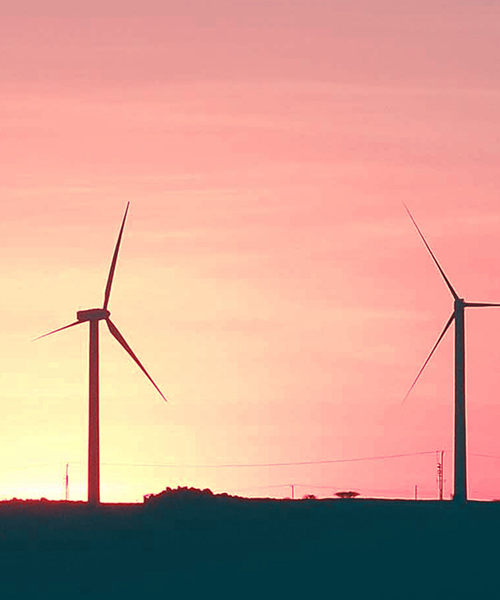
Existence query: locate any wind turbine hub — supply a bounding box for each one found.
[77,308,110,322]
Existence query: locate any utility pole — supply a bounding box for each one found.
[414,484,418,500]
[290,484,295,500]
[437,450,444,501]
[65,463,69,501]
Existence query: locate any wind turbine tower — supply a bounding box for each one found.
[37,203,166,505]
[404,206,500,504]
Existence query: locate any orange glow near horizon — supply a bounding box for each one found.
[2,2,500,503]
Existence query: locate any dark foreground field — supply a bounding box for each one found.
[0,491,498,598]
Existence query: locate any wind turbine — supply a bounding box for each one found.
[37,203,166,505]
[404,205,500,504]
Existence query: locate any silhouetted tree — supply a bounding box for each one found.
[335,491,360,499]
[144,486,219,506]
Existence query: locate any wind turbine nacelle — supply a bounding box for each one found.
[77,308,110,322]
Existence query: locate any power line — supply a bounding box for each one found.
[471,453,500,459]
[234,483,342,491]
[227,482,431,496]
[93,450,437,469]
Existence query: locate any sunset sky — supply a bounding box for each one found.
[2,1,500,502]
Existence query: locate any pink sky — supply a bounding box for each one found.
[1,2,500,502]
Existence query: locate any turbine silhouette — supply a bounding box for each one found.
[36,203,166,505]
[404,205,500,503]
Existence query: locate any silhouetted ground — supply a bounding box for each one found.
[0,489,499,598]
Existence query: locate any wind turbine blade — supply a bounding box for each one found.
[465,302,500,308]
[103,202,130,310]
[106,319,167,402]
[404,204,459,300]
[403,313,455,404]
[33,320,82,341]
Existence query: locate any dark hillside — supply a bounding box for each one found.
[0,492,498,598]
